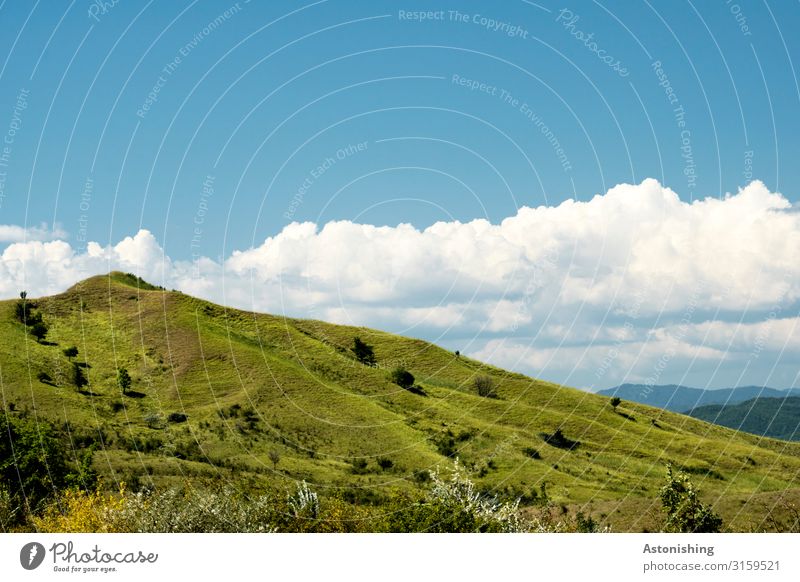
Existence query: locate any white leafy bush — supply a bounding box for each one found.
[288,480,319,519]
[110,486,276,532]
[427,460,564,533]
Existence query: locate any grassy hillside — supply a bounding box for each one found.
[687,397,800,442]
[2,273,800,531]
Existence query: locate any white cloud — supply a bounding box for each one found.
[0,223,66,243]
[1,179,797,388]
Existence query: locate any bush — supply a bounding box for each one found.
[37,371,53,384]
[73,364,88,389]
[610,396,621,410]
[522,447,542,460]
[167,412,188,423]
[117,368,132,395]
[350,458,369,474]
[386,461,556,533]
[30,322,49,343]
[0,486,16,532]
[540,428,580,450]
[473,375,497,398]
[377,458,394,470]
[63,346,79,361]
[143,412,163,430]
[35,485,278,533]
[659,464,722,533]
[390,367,415,389]
[0,414,73,516]
[352,337,376,366]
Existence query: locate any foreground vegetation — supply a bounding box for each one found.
[1,273,799,532]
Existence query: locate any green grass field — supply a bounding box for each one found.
[2,272,799,531]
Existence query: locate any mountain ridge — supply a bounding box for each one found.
[597,383,800,413]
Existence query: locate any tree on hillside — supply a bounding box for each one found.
[352,337,376,366]
[30,322,49,343]
[14,291,29,323]
[391,367,415,390]
[610,396,621,411]
[63,346,79,362]
[73,364,88,390]
[268,449,281,471]
[117,368,132,396]
[659,464,722,533]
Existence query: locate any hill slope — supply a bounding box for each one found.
[598,384,800,413]
[2,273,800,531]
[687,397,800,441]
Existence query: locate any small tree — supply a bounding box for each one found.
[73,364,88,390]
[352,337,376,366]
[117,368,132,395]
[30,322,48,343]
[391,367,415,389]
[63,346,79,361]
[659,464,722,533]
[15,291,29,323]
[268,449,281,470]
[610,396,621,411]
[474,375,497,398]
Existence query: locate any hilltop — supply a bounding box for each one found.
[2,273,800,531]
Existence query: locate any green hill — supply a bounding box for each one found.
[2,272,800,531]
[687,397,800,441]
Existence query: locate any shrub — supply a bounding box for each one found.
[350,458,369,474]
[390,367,415,389]
[0,414,73,516]
[352,337,376,366]
[473,375,497,398]
[37,371,53,384]
[377,458,394,470]
[268,450,281,470]
[167,412,188,423]
[30,322,49,343]
[522,447,542,459]
[117,368,132,395]
[0,486,16,532]
[35,485,278,533]
[110,401,125,413]
[288,481,319,520]
[73,364,88,389]
[659,464,722,533]
[386,461,557,533]
[540,428,580,450]
[63,346,79,361]
[143,412,163,430]
[610,396,621,410]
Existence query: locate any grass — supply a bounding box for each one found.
[1,272,800,530]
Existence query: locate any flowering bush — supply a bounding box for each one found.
[387,461,562,532]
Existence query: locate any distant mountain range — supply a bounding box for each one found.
[597,384,800,413]
[686,397,800,442]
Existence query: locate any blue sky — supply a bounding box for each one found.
[0,1,798,391]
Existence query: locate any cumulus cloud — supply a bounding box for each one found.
[1,179,797,389]
[0,223,66,243]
